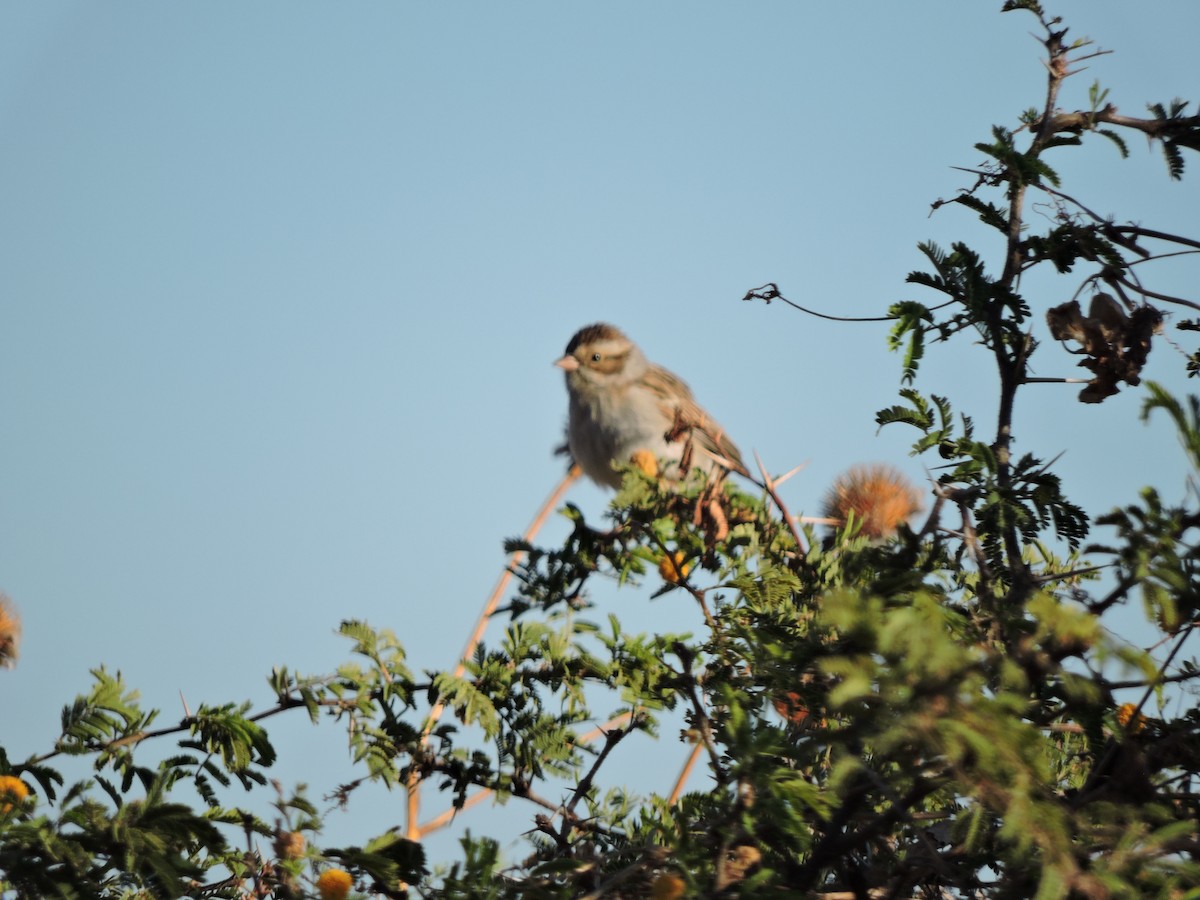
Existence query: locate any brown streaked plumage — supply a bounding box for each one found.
[554,323,746,488]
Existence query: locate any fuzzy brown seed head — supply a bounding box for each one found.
[273,830,306,860]
[823,464,921,539]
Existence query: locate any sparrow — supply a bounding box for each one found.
[555,323,746,488]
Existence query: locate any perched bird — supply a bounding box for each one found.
[555,323,745,488]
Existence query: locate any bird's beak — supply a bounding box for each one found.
[554,355,579,372]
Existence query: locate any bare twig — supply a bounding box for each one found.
[679,661,728,787]
[772,461,810,487]
[1106,269,1200,313]
[754,450,808,556]
[669,743,704,804]
[1036,106,1200,143]
[564,713,641,819]
[742,282,895,322]
[416,786,493,837]
[1032,563,1113,585]
[407,466,582,838]
[430,466,582,721]
[795,515,841,527]
[1022,377,1096,385]
[416,711,634,838]
[1112,225,1200,253]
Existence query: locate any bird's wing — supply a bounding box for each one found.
[642,365,747,475]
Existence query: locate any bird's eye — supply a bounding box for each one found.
[591,353,602,362]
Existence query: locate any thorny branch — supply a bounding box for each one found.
[1034,105,1200,144]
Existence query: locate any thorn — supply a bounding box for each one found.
[772,461,810,487]
[752,450,772,487]
[794,516,841,526]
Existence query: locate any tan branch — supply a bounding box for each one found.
[406,466,581,839]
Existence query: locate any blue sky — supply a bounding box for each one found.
[2,1,1199,871]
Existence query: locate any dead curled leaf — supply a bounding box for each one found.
[1045,293,1163,403]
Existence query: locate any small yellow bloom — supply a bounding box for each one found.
[1116,702,1147,734]
[0,775,29,814]
[629,449,659,478]
[658,550,690,582]
[316,867,354,900]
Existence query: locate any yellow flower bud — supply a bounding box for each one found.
[0,775,29,814]
[629,449,659,478]
[1116,702,1147,734]
[316,868,354,900]
[658,551,690,582]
